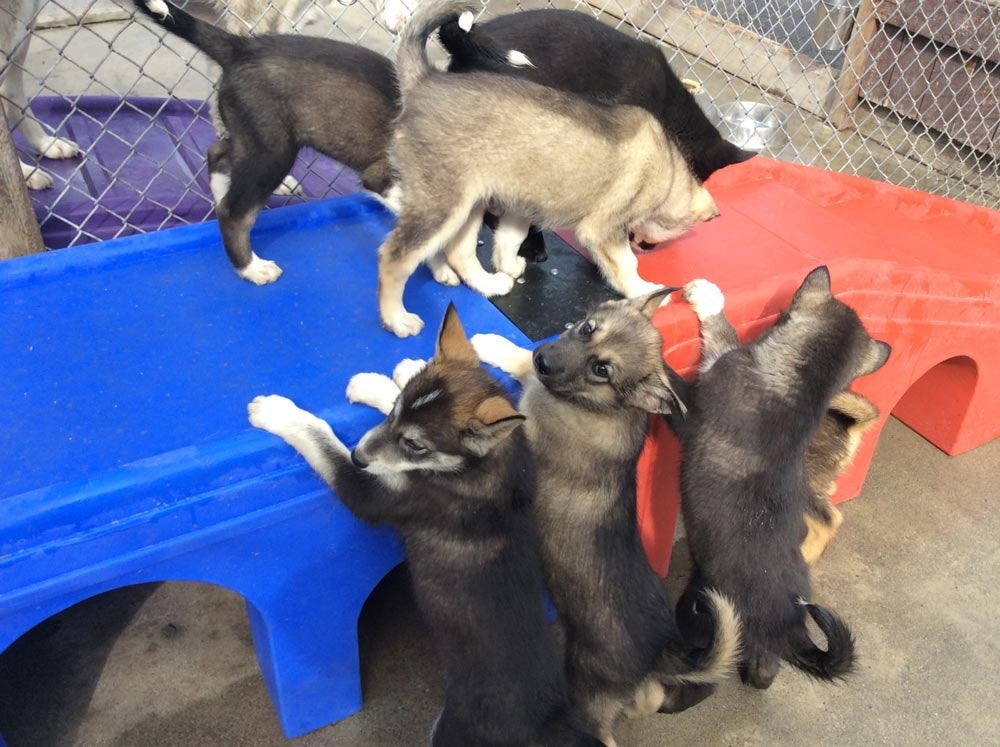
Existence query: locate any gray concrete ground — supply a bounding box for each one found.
[1,415,998,746]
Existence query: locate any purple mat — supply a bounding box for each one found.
[16,96,362,249]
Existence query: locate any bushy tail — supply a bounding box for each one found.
[396,0,477,95]
[784,600,855,680]
[438,14,534,70]
[660,589,742,684]
[133,0,242,66]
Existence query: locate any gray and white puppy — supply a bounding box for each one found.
[472,290,740,747]
[677,269,890,689]
[378,0,719,338]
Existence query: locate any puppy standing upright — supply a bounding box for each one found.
[378,0,719,337]
[677,268,891,689]
[134,0,399,285]
[248,305,601,747]
[473,292,740,747]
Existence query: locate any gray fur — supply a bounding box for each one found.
[378,0,719,337]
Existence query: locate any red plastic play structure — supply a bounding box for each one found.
[618,156,1000,575]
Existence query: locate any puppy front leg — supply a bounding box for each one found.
[248,395,393,524]
[682,280,739,373]
[576,229,662,300]
[470,334,534,383]
[1,46,79,161]
[490,214,531,279]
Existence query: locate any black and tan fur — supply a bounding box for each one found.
[472,291,740,747]
[676,268,890,690]
[377,0,719,338]
[248,305,600,747]
[135,0,398,285]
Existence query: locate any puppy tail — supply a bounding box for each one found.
[438,17,535,69]
[396,0,478,94]
[784,599,856,681]
[661,589,742,684]
[133,0,241,66]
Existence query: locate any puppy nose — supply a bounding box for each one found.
[533,350,552,376]
[350,449,367,469]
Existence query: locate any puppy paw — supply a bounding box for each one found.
[21,161,52,190]
[238,254,283,285]
[495,252,526,279]
[430,261,461,287]
[467,271,515,298]
[393,358,426,389]
[346,372,400,415]
[34,135,80,160]
[248,394,306,436]
[683,279,724,318]
[384,310,425,338]
[273,174,303,197]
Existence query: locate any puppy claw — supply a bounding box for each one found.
[346,372,400,415]
[683,279,724,318]
[238,255,283,285]
[248,394,305,436]
[467,271,515,298]
[384,311,425,338]
[393,358,427,389]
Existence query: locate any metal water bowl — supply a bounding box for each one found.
[716,101,789,152]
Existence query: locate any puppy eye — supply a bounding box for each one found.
[592,362,611,379]
[580,321,595,337]
[401,436,427,454]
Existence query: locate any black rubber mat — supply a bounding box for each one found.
[479,228,618,342]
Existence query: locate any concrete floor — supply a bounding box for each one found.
[1,416,998,745]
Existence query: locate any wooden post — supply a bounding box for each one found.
[0,123,44,259]
[827,0,880,130]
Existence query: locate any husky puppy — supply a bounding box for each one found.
[248,305,602,747]
[471,290,740,747]
[436,6,755,267]
[802,390,880,565]
[677,268,890,689]
[378,0,719,338]
[134,0,399,285]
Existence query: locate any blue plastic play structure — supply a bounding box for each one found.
[0,195,530,738]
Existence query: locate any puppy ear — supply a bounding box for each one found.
[628,369,688,418]
[462,396,526,455]
[435,303,478,364]
[791,266,832,309]
[856,339,891,377]
[630,286,680,318]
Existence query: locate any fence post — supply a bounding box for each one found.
[827,0,879,130]
[0,124,44,259]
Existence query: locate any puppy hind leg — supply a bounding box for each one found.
[215,143,294,284]
[490,214,531,278]
[425,252,460,287]
[682,279,740,373]
[576,227,662,300]
[443,205,515,298]
[1,44,79,160]
[378,202,477,337]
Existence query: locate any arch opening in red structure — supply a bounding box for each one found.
[891,356,980,456]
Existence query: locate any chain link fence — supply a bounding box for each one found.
[4,0,997,249]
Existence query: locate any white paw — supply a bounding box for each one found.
[467,271,515,298]
[346,372,400,415]
[393,358,426,389]
[384,310,425,338]
[35,135,79,160]
[273,174,303,197]
[683,279,725,318]
[495,252,526,279]
[471,333,519,369]
[21,161,53,190]
[238,254,283,285]
[431,261,461,287]
[248,394,306,436]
